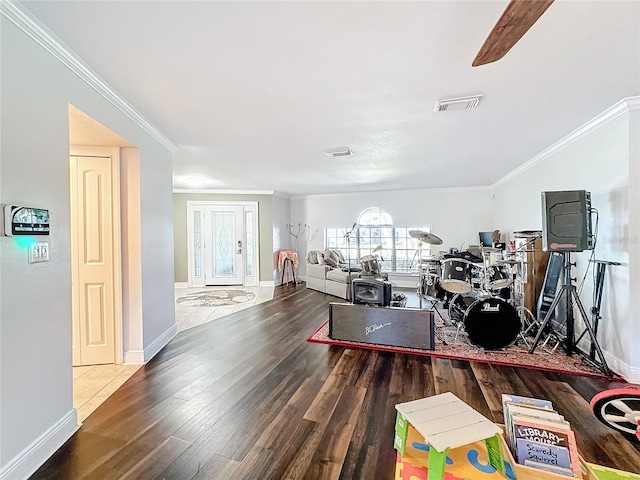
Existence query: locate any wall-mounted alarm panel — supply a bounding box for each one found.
[4,205,50,236]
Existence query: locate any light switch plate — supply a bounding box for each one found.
[29,241,49,263]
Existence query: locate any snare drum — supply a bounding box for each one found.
[440,258,474,293]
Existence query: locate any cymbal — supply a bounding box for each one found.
[409,230,443,245]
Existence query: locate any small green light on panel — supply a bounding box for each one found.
[15,236,35,249]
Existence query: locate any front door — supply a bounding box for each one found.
[204,204,244,285]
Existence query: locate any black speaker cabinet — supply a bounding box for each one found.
[329,303,435,350]
[541,190,593,252]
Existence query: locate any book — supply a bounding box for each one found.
[512,415,581,477]
[501,393,554,411]
[501,393,557,447]
[504,402,566,449]
[503,402,564,451]
[523,457,575,477]
[516,437,572,472]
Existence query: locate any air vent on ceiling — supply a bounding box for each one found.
[434,94,484,112]
[324,147,353,158]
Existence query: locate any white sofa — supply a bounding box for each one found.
[305,249,353,300]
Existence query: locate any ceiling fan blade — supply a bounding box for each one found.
[472,0,554,67]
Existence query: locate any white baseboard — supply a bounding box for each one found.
[259,280,275,287]
[603,350,640,383]
[144,324,177,362]
[174,282,189,289]
[123,350,145,364]
[0,409,79,480]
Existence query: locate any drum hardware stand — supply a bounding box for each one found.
[528,252,611,376]
[431,315,449,346]
[416,282,449,345]
[515,306,535,348]
[574,259,620,364]
[422,296,446,322]
[518,305,563,353]
[452,321,464,348]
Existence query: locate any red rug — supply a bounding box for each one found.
[307,321,620,380]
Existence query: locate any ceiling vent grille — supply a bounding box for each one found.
[434,94,484,112]
[324,147,353,158]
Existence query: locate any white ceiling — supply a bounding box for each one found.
[23,1,640,196]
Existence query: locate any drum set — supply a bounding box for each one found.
[411,230,534,351]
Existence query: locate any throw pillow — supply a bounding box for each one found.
[331,249,345,263]
[307,250,318,264]
[324,248,340,265]
[324,257,338,267]
[317,252,327,265]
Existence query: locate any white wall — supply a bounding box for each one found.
[291,186,493,277]
[120,148,145,362]
[492,98,639,381]
[627,108,640,375]
[0,15,175,479]
[272,193,292,284]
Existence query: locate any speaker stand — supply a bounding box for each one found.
[528,252,611,376]
[575,259,620,363]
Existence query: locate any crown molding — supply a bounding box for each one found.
[493,96,640,187]
[1,1,178,153]
[173,188,275,195]
[289,184,491,200]
[272,191,292,199]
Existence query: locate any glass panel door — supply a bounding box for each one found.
[204,205,244,285]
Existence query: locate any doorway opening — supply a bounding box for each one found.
[68,105,142,423]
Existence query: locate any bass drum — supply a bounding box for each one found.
[463,297,521,350]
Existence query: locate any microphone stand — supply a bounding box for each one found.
[344,223,356,302]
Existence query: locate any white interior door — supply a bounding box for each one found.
[204,204,244,285]
[70,151,119,366]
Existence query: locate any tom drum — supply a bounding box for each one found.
[486,265,513,290]
[360,255,380,275]
[440,258,474,294]
[419,274,447,301]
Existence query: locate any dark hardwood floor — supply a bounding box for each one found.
[32,284,640,479]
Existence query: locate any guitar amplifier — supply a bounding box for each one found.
[329,303,435,350]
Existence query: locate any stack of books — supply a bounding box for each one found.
[502,393,582,478]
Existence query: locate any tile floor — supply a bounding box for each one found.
[73,284,275,423]
[73,363,142,423]
[174,284,275,332]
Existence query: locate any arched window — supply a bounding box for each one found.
[324,207,431,273]
[357,207,393,226]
